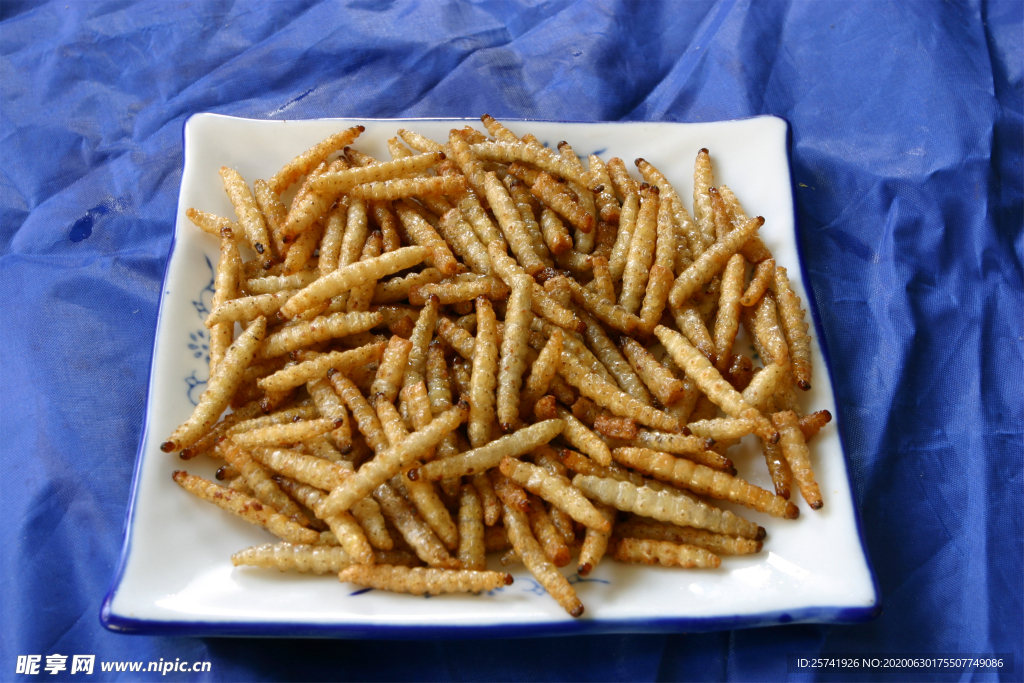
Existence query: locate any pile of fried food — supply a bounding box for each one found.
[165,115,830,618]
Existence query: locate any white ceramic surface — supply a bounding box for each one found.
[102,115,878,637]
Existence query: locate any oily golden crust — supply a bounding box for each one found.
[344,232,385,313]
[348,174,466,201]
[258,343,385,394]
[370,335,413,403]
[394,200,461,277]
[496,275,533,430]
[558,355,680,433]
[670,303,718,365]
[229,418,335,449]
[437,208,492,275]
[799,410,833,441]
[208,228,241,372]
[280,246,429,319]
[233,543,420,573]
[588,155,621,225]
[519,329,563,419]
[448,129,490,207]
[717,185,773,264]
[284,152,446,242]
[470,140,586,186]
[637,264,674,338]
[186,207,242,243]
[634,157,699,255]
[554,405,613,466]
[587,255,616,302]
[568,277,640,335]
[618,338,687,407]
[284,479,376,565]
[526,496,572,567]
[503,175,553,265]
[761,435,793,501]
[740,258,776,307]
[218,441,312,527]
[607,192,639,282]
[232,543,354,574]
[530,172,594,235]
[692,149,716,249]
[751,293,790,371]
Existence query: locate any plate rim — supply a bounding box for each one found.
[100,113,880,638]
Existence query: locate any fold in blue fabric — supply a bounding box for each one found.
[1,1,1020,680]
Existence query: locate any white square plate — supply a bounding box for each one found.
[102,115,879,637]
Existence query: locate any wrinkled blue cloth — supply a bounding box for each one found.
[1,0,1021,680]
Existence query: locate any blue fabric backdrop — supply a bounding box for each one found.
[1,0,1021,680]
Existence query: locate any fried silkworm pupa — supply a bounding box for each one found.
[233,543,419,574]
[614,519,762,556]
[468,296,500,447]
[611,447,799,519]
[373,483,460,570]
[338,564,511,595]
[571,474,761,540]
[499,456,611,532]
[772,410,823,510]
[220,166,273,267]
[655,325,777,444]
[172,470,319,545]
[668,215,762,309]
[773,266,813,390]
[230,418,336,449]
[269,125,365,195]
[319,404,467,516]
[500,500,584,618]
[496,274,533,431]
[457,484,487,571]
[740,258,776,307]
[414,419,565,481]
[619,184,660,314]
[279,246,429,319]
[162,317,267,453]
[609,537,720,569]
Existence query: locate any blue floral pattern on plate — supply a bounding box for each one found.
[184,255,216,405]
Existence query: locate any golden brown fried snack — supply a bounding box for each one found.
[338,565,512,595]
[162,317,267,453]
